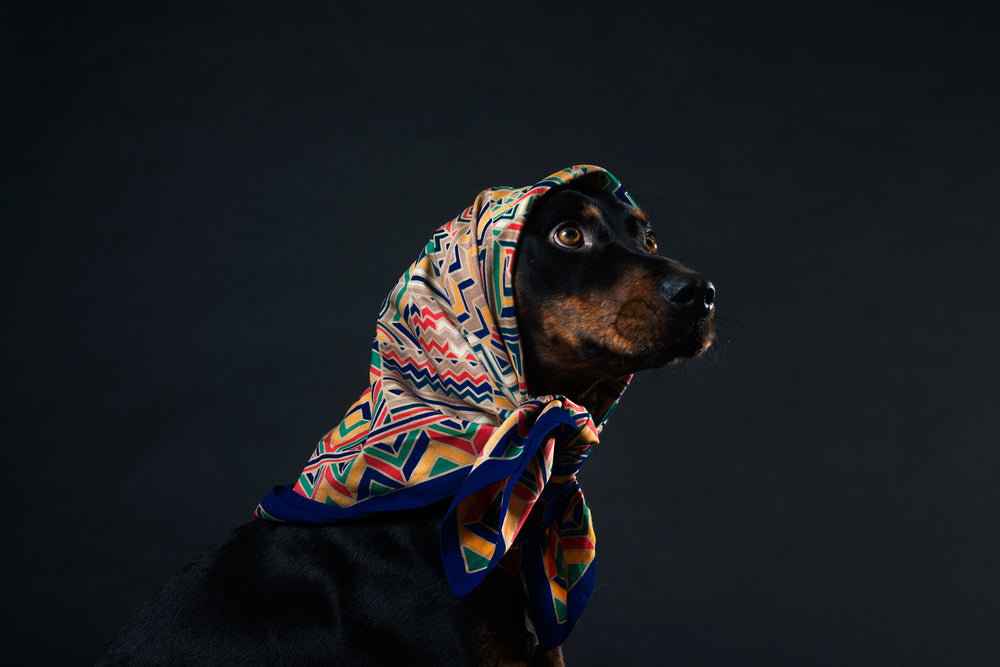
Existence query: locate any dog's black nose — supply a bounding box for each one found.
[663,276,715,315]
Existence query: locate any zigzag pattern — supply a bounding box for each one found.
[256,165,637,649]
[381,351,493,402]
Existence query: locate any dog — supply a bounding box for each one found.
[97,169,714,666]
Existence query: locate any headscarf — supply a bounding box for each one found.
[256,165,635,648]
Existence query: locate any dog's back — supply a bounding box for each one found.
[98,501,542,665]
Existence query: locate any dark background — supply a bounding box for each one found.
[4,1,999,664]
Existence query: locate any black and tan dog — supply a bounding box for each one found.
[98,173,714,666]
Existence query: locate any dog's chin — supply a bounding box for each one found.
[671,323,715,360]
[661,337,713,367]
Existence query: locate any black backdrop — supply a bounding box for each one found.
[4,2,999,664]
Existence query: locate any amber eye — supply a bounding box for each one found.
[554,225,585,248]
[644,234,658,254]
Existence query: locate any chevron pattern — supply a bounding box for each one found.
[256,165,635,649]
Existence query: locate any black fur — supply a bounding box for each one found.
[98,502,538,665]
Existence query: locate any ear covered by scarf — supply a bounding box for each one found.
[256,165,634,648]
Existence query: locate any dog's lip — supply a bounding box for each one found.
[604,302,715,361]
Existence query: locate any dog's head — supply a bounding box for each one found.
[513,173,715,404]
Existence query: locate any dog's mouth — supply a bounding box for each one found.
[541,290,712,381]
[520,301,715,406]
[602,301,715,371]
[532,284,716,371]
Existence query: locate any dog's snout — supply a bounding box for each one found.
[662,275,715,315]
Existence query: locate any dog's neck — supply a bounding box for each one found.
[525,369,604,415]
[566,383,602,415]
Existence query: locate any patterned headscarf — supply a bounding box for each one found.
[256,165,635,648]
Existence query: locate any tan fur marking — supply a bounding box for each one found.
[539,268,670,359]
[580,203,602,221]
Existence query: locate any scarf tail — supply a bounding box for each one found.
[520,484,597,650]
[440,407,577,596]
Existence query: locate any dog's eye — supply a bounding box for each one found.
[644,234,658,254]
[554,225,585,249]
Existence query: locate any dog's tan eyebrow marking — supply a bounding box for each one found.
[626,208,651,236]
[580,203,602,220]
